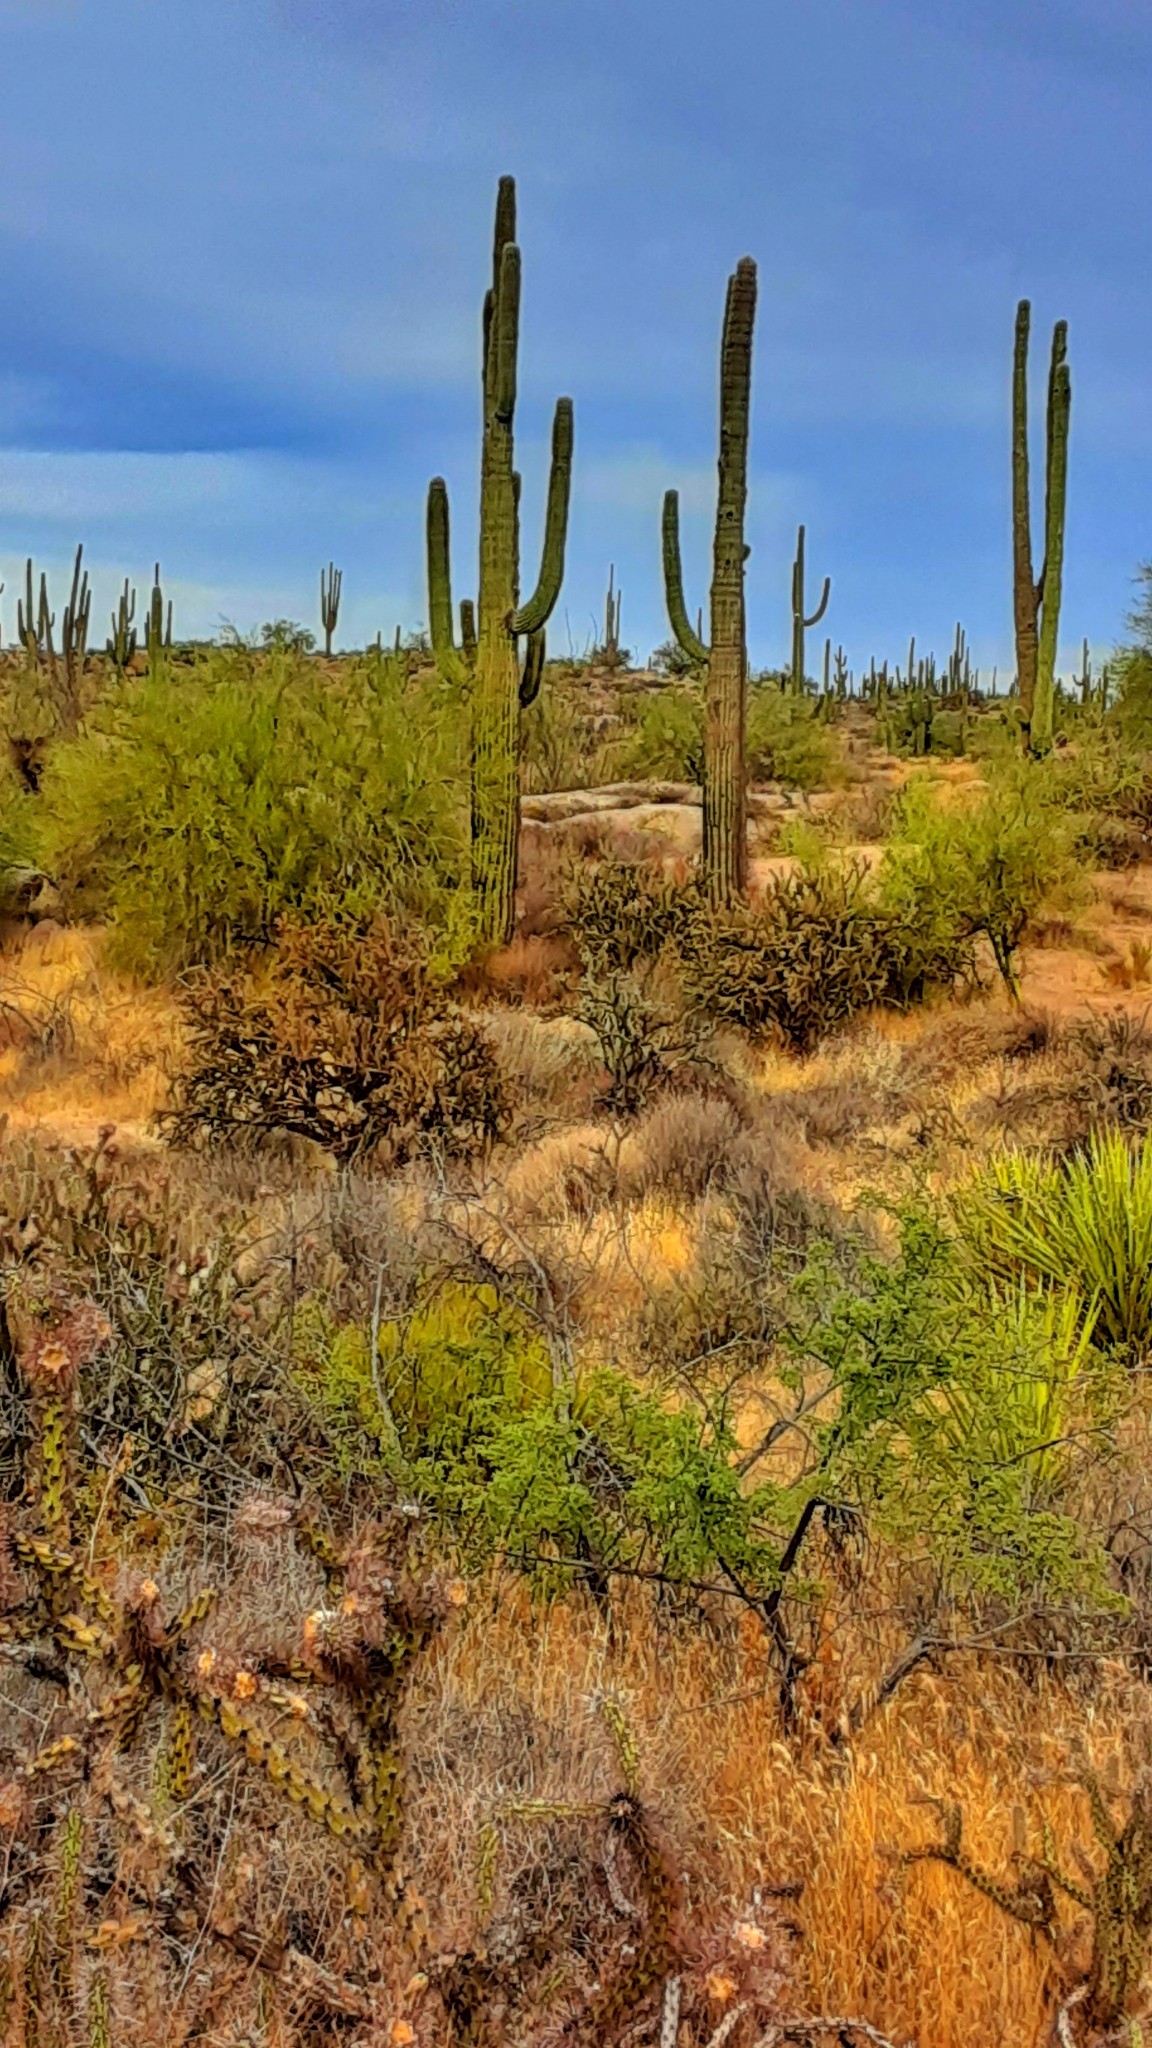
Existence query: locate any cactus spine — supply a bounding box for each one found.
[426,176,574,943]
[320,561,342,656]
[1012,300,1071,754]
[661,256,757,907]
[789,523,831,695]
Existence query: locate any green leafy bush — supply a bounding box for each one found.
[881,770,1080,997]
[617,688,704,784]
[36,645,467,975]
[161,914,509,1165]
[298,1281,783,1596]
[953,1129,1152,1361]
[792,1211,1117,1606]
[745,680,841,791]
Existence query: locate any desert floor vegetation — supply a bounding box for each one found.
[6,173,1152,2046]
[5,627,1152,2048]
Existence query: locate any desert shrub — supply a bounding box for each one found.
[678,862,968,1054]
[745,679,841,791]
[649,637,699,680]
[36,644,467,975]
[616,687,704,783]
[299,1281,783,1595]
[621,1090,746,1204]
[953,1129,1152,1360]
[1065,1010,1152,1135]
[577,960,711,1114]
[792,1211,1117,1608]
[881,770,1081,997]
[161,914,509,1165]
[520,677,615,794]
[563,855,700,971]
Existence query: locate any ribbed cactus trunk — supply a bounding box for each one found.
[473,227,524,944]
[661,257,757,909]
[705,259,756,906]
[1033,321,1071,754]
[1012,300,1071,756]
[426,177,573,945]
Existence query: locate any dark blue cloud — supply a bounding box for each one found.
[0,0,1145,666]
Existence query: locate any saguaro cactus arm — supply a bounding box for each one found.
[661,490,709,665]
[518,627,546,707]
[511,396,574,634]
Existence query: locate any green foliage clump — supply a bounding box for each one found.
[617,688,704,784]
[297,1281,782,1597]
[881,770,1080,997]
[793,1211,1118,1607]
[618,680,838,793]
[161,914,508,1165]
[953,1129,1152,1361]
[36,645,467,975]
[745,678,841,791]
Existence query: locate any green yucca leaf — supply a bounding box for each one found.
[954,1130,1152,1358]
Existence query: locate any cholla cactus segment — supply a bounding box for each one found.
[86,1966,111,2048]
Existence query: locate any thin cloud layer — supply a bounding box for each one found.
[0,0,1147,668]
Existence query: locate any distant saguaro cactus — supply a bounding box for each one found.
[603,563,623,667]
[789,524,831,695]
[1012,300,1071,755]
[145,562,173,680]
[661,255,758,907]
[60,543,91,730]
[426,176,574,944]
[320,561,343,656]
[107,578,138,676]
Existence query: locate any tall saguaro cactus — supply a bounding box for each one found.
[1011,300,1071,755]
[789,524,830,695]
[426,176,574,944]
[320,561,343,657]
[661,257,758,907]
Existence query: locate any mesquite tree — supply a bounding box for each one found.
[661,256,758,908]
[426,176,574,945]
[1012,300,1071,755]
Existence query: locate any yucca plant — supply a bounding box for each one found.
[954,1130,1152,1359]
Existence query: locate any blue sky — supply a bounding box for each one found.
[0,0,1148,674]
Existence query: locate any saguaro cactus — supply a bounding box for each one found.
[603,564,623,667]
[145,563,173,680]
[1012,300,1071,755]
[661,256,758,907]
[107,578,138,675]
[320,561,343,656]
[789,524,830,695]
[426,176,574,944]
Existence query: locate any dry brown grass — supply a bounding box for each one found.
[0,924,181,1141]
[5,902,1152,2042]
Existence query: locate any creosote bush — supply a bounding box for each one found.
[162,914,510,1165]
[882,769,1080,998]
[35,644,467,974]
